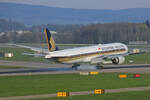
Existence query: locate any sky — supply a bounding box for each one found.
[0,0,150,10]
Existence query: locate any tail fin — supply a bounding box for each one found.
[44,28,56,52]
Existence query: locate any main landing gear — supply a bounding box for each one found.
[96,64,104,69]
[72,64,80,70]
[72,63,104,70]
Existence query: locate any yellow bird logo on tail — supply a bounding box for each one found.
[44,28,56,52]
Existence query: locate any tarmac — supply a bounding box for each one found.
[1,60,150,76]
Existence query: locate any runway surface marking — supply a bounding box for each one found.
[0,86,150,100]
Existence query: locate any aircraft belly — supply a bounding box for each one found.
[55,55,99,64]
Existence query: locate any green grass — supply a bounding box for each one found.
[125,53,150,64]
[27,91,150,100]
[0,65,25,69]
[0,47,48,63]
[0,73,150,97]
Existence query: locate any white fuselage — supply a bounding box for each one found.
[45,43,128,64]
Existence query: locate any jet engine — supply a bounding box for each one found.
[111,56,125,64]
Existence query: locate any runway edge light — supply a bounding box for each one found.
[134,74,141,78]
[57,92,69,97]
[94,89,105,94]
[80,72,89,75]
[119,74,127,78]
[90,72,99,75]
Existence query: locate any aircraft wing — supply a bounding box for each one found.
[90,51,145,64]
[90,54,125,64]
[101,51,145,59]
[22,53,46,57]
[91,57,104,64]
[9,44,49,54]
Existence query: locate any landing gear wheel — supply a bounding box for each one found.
[72,64,80,70]
[96,65,104,69]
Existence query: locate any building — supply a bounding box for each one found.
[128,41,148,45]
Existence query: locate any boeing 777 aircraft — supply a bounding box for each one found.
[11,28,141,69]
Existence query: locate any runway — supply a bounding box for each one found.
[1,60,150,76]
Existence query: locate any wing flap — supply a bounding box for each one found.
[91,57,103,64]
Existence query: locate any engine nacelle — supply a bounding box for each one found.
[111,56,125,64]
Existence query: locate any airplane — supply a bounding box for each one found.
[10,28,143,69]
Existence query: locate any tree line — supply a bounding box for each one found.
[72,23,150,44]
[0,19,150,44]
